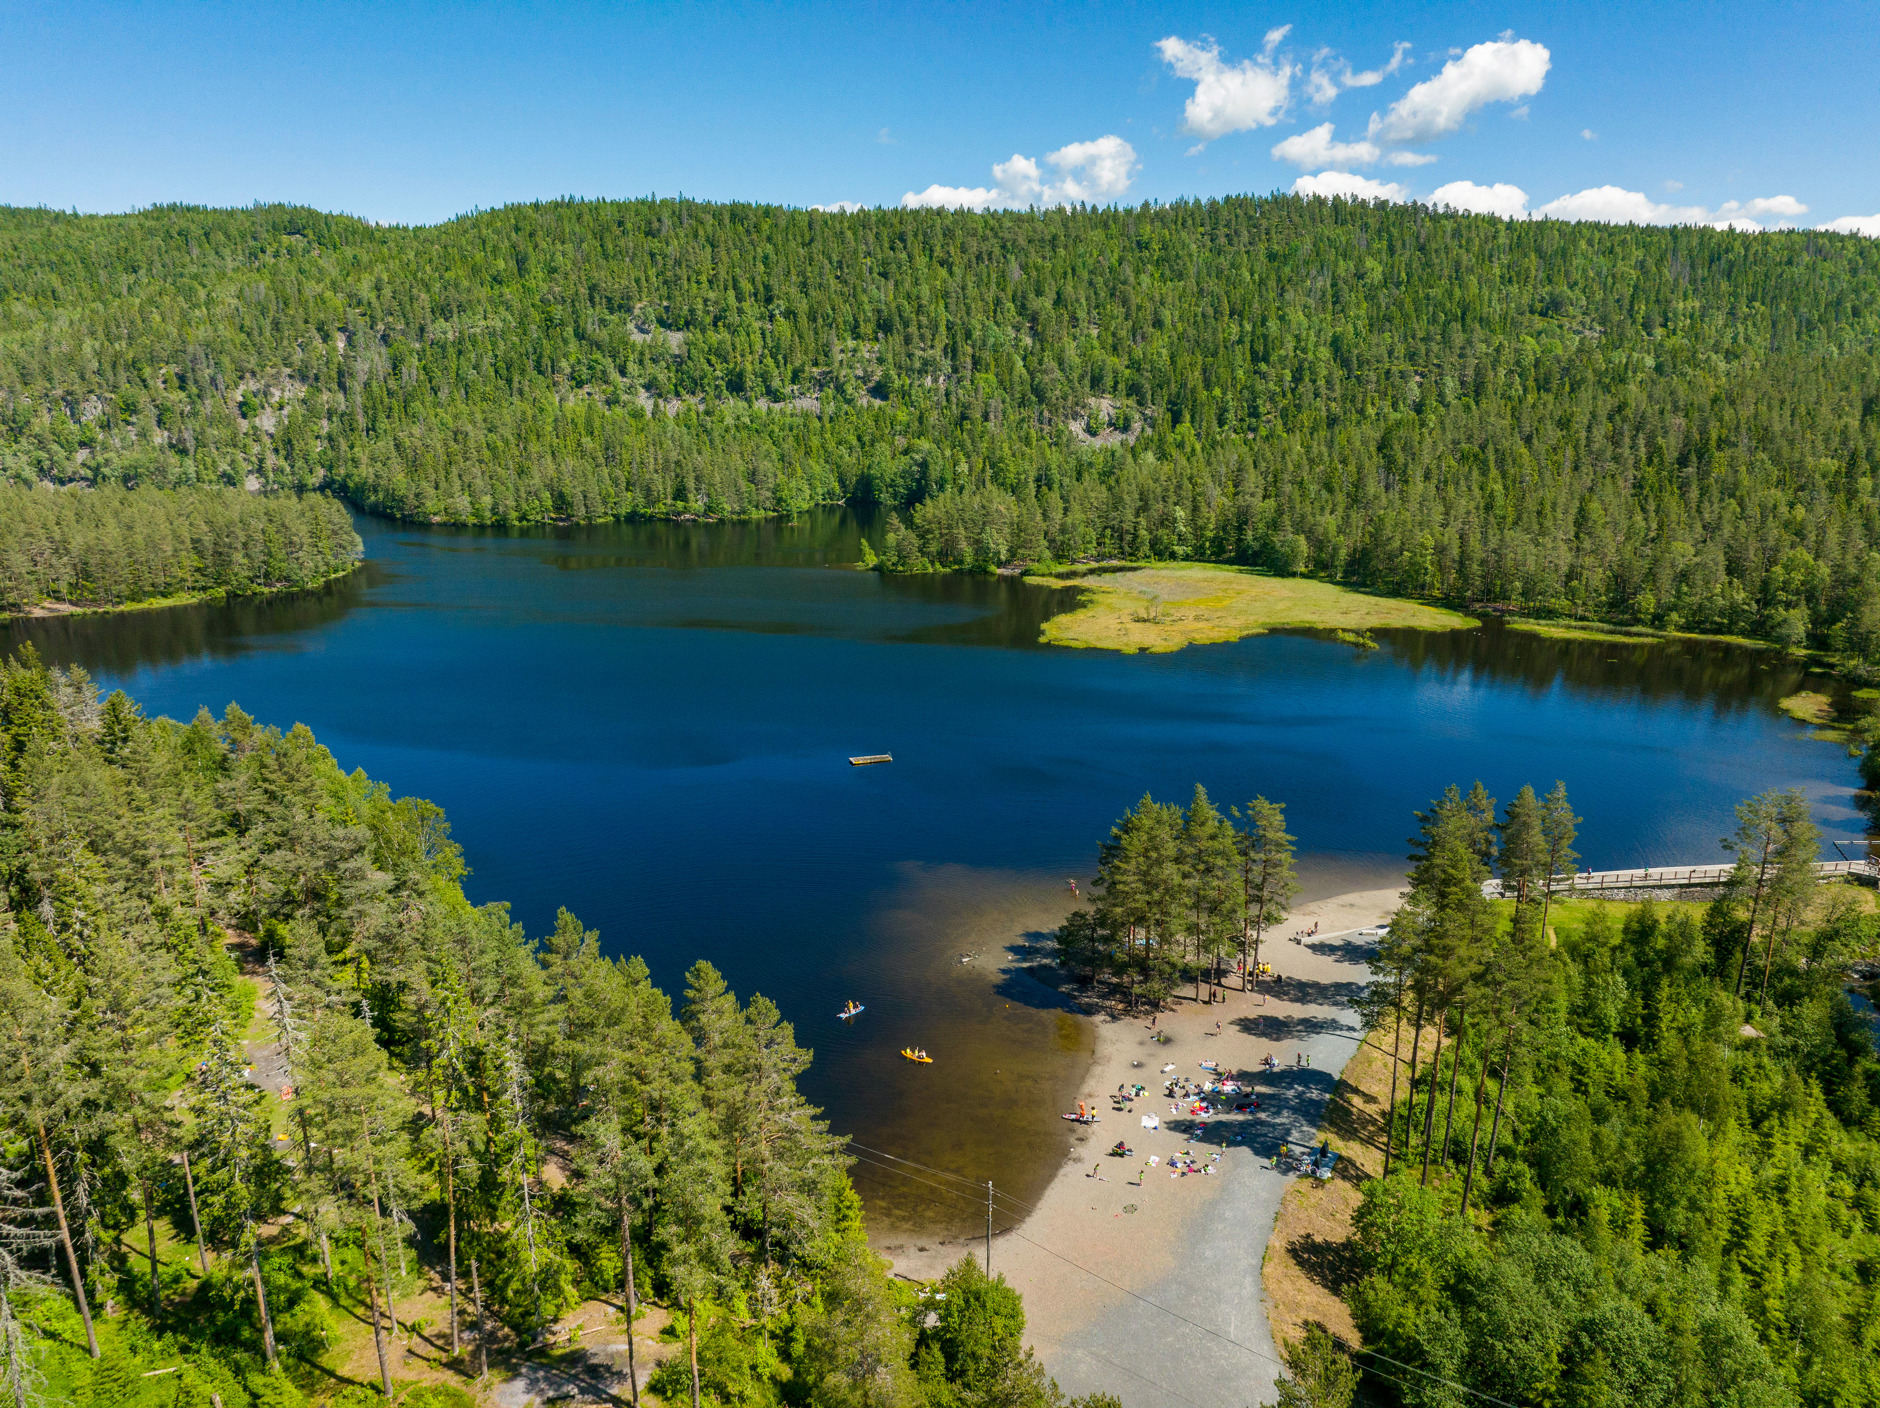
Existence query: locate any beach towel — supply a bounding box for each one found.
[1142,1114,1160,1129]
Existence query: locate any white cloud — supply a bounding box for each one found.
[1430,180,1530,218]
[1533,186,1806,230]
[900,185,998,211]
[1270,122,1380,169]
[1307,41,1410,105]
[1270,121,1434,169]
[1820,213,1880,237]
[1157,29,1295,141]
[1038,136,1138,201]
[1716,195,1807,220]
[900,135,1139,210]
[1368,38,1550,143]
[810,201,866,214]
[1535,187,1717,224]
[1291,170,1408,202]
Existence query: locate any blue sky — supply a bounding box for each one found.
[4,0,1877,232]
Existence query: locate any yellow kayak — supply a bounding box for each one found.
[901,1048,933,1064]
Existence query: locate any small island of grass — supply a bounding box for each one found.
[1505,620,1658,645]
[1029,564,1475,654]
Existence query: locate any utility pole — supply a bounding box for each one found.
[985,1181,993,1274]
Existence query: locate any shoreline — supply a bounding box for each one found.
[5,561,363,620]
[881,884,1403,1408]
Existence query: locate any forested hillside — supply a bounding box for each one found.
[0,486,360,611]
[1352,785,1880,1408]
[3,197,1880,646]
[0,649,1093,1408]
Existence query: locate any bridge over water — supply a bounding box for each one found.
[1482,858,1878,899]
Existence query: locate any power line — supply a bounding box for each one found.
[846,1140,1041,1219]
[848,1139,1039,1208]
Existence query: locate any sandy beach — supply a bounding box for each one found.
[885,885,1402,1408]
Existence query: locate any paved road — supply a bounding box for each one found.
[1030,927,1379,1408]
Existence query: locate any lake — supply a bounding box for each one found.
[4,508,1866,1237]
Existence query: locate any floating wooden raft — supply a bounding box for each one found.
[849,753,894,766]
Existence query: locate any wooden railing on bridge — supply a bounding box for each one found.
[1482,858,1878,899]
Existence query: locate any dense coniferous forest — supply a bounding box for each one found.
[0,486,360,611]
[0,651,1107,1408]
[1347,782,1880,1408]
[3,197,1880,646]
[1056,781,1880,1408]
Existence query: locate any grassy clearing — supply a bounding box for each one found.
[1030,565,1475,654]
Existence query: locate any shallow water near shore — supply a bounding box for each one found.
[5,507,1868,1237]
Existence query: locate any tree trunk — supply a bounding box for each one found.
[1484,1022,1517,1175]
[1419,1005,1445,1186]
[622,1199,640,1408]
[1758,901,1795,1001]
[141,1176,161,1317]
[1733,850,1772,997]
[1458,1033,1496,1213]
[181,1148,209,1276]
[443,1128,459,1357]
[367,1248,394,1398]
[1382,978,1405,1177]
[1439,1007,1466,1170]
[35,1118,98,1358]
[360,1119,401,1344]
[1401,994,1427,1175]
[319,1226,334,1288]
[473,1258,488,1381]
[249,1238,278,1363]
[688,1294,702,1408]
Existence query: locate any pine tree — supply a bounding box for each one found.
[0,1163,55,1408]
[571,1110,653,1407]
[1537,781,1581,941]
[187,1023,285,1363]
[656,1107,735,1408]
[0,941,99,1358]
[1179,785,1239,1000]
[300,1004,421,1393]
[1234,796,1300,992]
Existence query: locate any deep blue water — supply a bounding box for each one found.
[5,509,1865,1232]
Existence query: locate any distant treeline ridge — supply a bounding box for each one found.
[2,196,1879,649]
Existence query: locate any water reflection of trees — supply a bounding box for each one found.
[414,504,885,572]
[0,564,381,676]
[1376,619,1837,716]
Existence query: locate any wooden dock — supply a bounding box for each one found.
[848,754,893,766]
[1482,858,1877,898]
